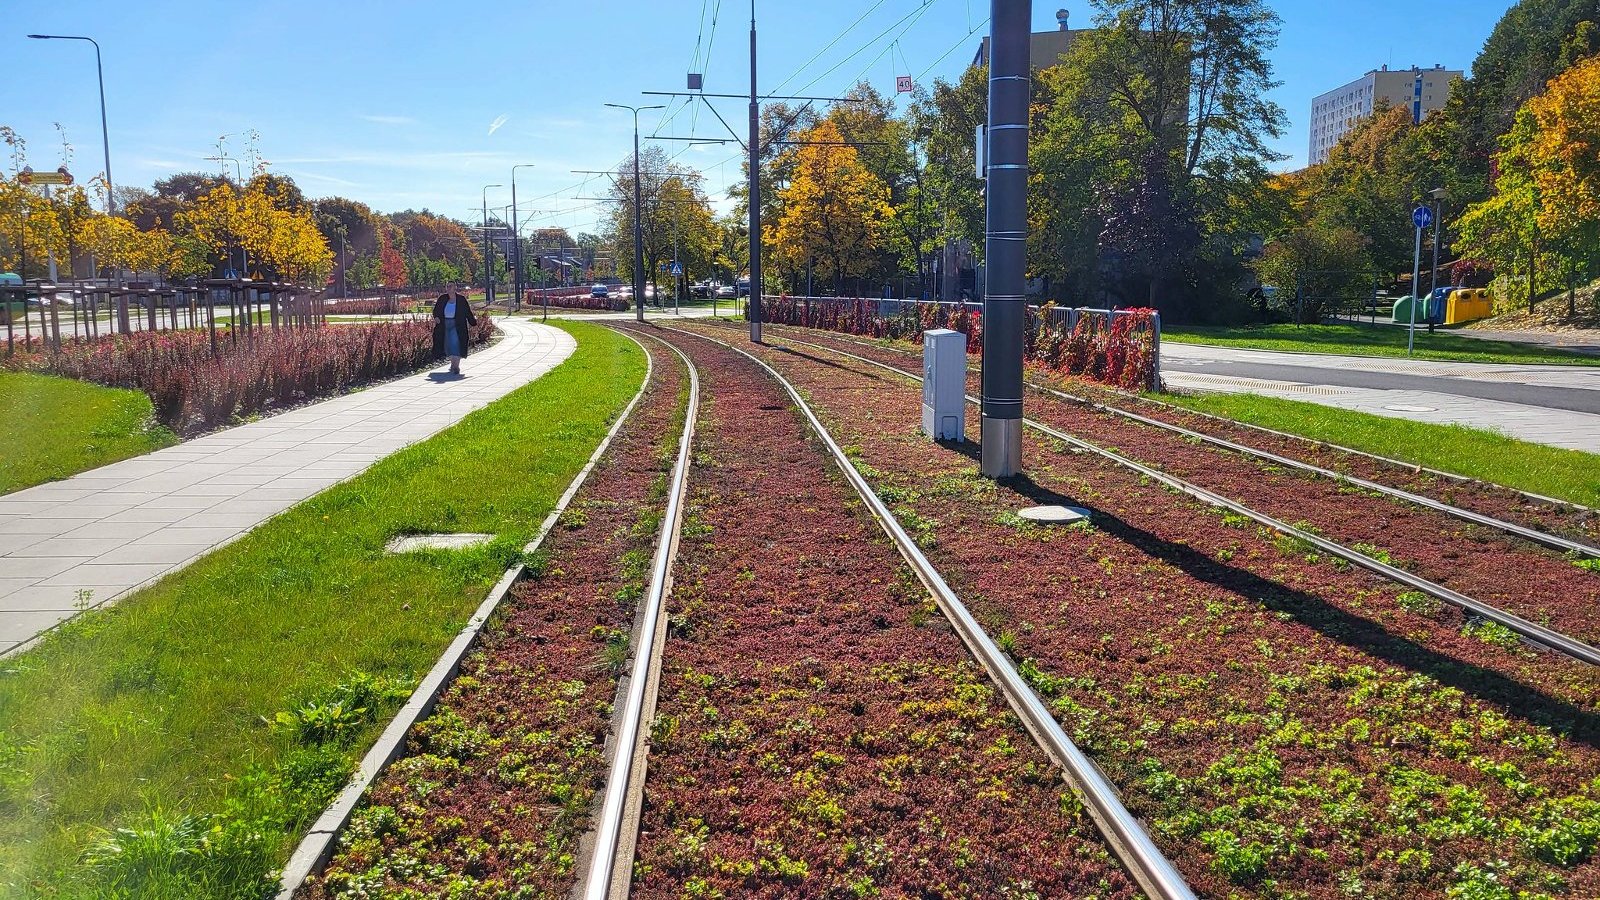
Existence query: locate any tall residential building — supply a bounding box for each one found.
[1309,64,1462,165]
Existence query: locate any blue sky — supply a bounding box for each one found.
[6,0,1507,235]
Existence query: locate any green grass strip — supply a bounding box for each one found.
[0,320,645,898]
[0,373,177,495]
[1157,390,1600,508]
[1164,323,1600,366]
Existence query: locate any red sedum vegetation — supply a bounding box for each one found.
[696,321,1600,900]
[629,327,1137,899]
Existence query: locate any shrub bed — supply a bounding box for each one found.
[526,288,629,312]
[324,297,417,316]
[3,318,493,435]
[754,296,1159,390]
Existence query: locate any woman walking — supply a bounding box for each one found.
[432,285,477,375]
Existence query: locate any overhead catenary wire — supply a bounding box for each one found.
[796,0,938,95]
[917,15,988,80]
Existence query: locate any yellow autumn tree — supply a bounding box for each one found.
[1458,54,1600,309]
[76,214,141,276]
[261,206,333,285]
[767,119,894,292]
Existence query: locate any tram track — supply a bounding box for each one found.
[641,324,1196,900]
[662,321,1600,897]
[713,324,1600,665]
[735,322,1598,556]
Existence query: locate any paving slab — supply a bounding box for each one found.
[0,318,576,656]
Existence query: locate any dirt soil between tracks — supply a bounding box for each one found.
[676,321,1600,900]
[630,325,1139,899]
[301,336,688,899]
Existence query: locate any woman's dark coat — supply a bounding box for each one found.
[431,293,478,359]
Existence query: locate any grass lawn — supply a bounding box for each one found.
[1164,323,1600,366]
[1158,390,1600,508]
[0,320,645,898]
[0,373,177,495]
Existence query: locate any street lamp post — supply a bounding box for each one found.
[605,103,664,323]
[482,184,502,304]
[28,34,114,215]
[511,164,535,313]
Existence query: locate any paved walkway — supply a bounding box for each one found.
[0,318,576,655]
[1162,342,1600,453]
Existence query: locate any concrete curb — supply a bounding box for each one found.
[274,329,655,899]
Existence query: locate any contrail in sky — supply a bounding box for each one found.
[488,114,509,136]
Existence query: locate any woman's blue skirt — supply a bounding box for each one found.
[444,320,463,357]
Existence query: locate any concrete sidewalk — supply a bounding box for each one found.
[0,318,576,655]
[1162,342,1600,452]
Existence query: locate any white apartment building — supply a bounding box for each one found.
[1309,64,1462,165]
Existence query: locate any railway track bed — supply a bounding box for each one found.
[675,320,1600,899]
[745,322,1599,550]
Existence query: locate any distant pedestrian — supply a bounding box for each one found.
[432,285,477,376]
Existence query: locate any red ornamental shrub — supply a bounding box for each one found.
[326,297,408,316]
[5,318,495,435]
[760,297,1156,390]
[527,288,628,312]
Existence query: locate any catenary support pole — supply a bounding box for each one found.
[979,0,1030,479]
[748,0,763,343]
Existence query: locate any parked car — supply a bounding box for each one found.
[714,283,736,299]
[590,283,610,298]
[691,280,712,299]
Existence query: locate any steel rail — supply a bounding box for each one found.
[581,329,701,900]
[754,331,1600,669]
[753,326,1599,557]
[665,324,1198,900]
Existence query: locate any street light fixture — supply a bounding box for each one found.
[481,183,502,303]
[605,102,665,323]
[511,164,535,314]
[28,34,114,216]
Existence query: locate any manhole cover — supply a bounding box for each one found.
[1383,404,1437,413]
[386,533,495,553]
[1016,505,1091,524]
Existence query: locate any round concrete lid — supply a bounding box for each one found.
[1016,505,1091,524]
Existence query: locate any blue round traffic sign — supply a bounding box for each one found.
[1413,206,1433,229]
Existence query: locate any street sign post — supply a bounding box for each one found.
[1408,205,1432,355]
[17,166,74,186]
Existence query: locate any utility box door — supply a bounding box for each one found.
[922,328,967,442]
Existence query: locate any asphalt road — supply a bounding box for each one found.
[1163,355,1600,415]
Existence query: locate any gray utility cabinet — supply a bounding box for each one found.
[922,328,967,442]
